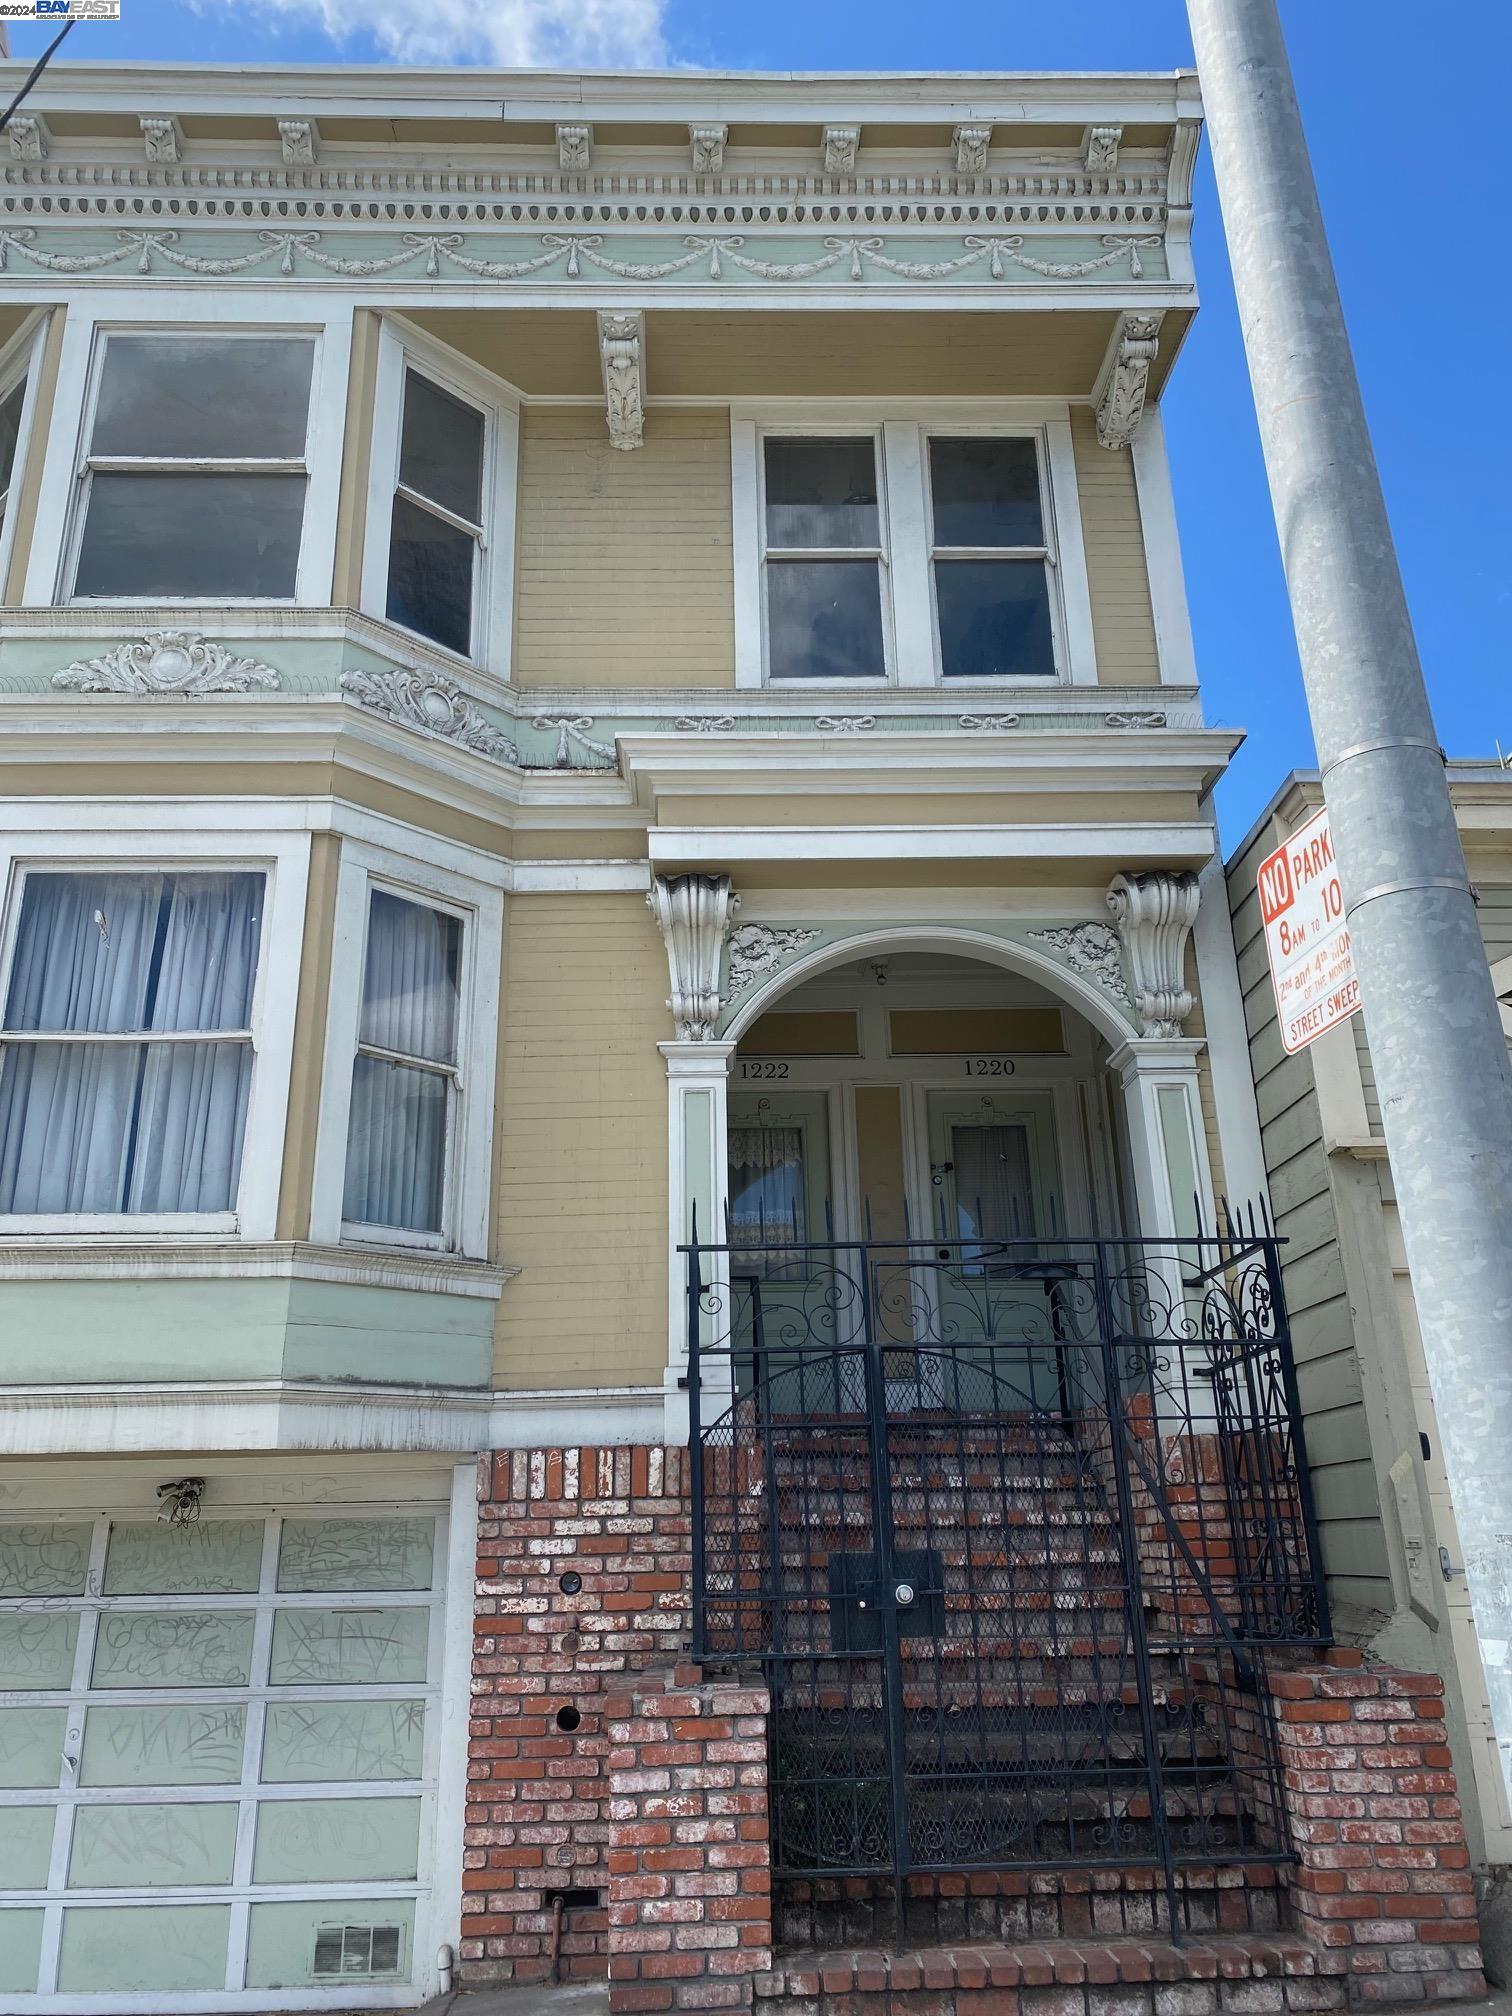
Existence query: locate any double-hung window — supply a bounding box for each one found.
[0,371,26,550]
[927,436,1057,679]
[70,331,317,600]
[761,434,888,680]
[0,869,266,1222]
[363,322,517,672]
[385,369,487,658]
[340,889,465,1246]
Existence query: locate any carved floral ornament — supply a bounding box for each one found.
[0,225,1165,290]
[52,631,281,697]
[340,667,519,762]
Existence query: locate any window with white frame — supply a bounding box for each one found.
[926,436,1056,679]
[69,330,317,600]
[761,434,889,680]
[738,415,1090,689]
[312,841,501,1263]
[386,368,487,657]
[362,322,518,672]
[0,868,266,1219]
[0,368,27,548]
[341,888,465,1243]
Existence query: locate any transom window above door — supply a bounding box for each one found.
[736,411,1094,690]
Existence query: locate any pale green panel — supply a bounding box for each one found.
[91,1611,255,1689]
[1158,1083,1202,1239]
[0,1612,78,1690]
[282,1280,493,1389]
[69,1802,238,1889]
[245,1898,414,1991]
[81,1703,247,1787]
[104,1521,264,1596]
[261,1700,425,1784]
[252,1797,421,1884]
[0,1911,43,1994]
[0,1524,92,1597]
[277,1518,434,1594]
[269,1608,427,1686]
[0,1806,55,1888]
[0,1708,67,1788]
[57,1904,230,1992]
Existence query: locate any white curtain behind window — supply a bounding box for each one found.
[0,871,262,1215]
[728,1125,806,1248]
[342,891,460,1235]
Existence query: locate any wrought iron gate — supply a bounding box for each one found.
[686,1222,1329,1931]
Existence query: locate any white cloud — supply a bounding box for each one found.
[213,0,669,69]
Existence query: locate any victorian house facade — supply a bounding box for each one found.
[0,59,1493,2016]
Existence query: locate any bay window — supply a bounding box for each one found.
[927,436,1056,679]
[761,434,888,680]
[68,331,318,601]
[341,890,463,1241]
[361,320,518,673]
[0,869,266,1222]
[0,372,25,549]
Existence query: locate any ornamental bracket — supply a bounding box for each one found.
[598,309,646,452]
[688,123,728,175]
[556,123,592,172]
[140,115,184,165]
[1095,310,1164,451]
[1107,870,1201,1037]
[649,874,740,1041]
[278,119,320,166]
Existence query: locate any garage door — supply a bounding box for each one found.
[0,1506,451,2007]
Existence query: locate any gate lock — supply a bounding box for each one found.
[894,1582,916,1607]
[828,1549,943,1652]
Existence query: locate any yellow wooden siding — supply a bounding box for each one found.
[513,407,735,689]
[491,892,670,1389]
[330,307,381,609]
[1071,407,1161,689]
[3,307,67,605]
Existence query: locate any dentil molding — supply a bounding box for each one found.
[649,873,740,1041]
[52,630,281,697]
[1107,869,1201,1037]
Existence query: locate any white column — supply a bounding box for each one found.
[1109,1037,1216,1244]
[661,1039,734,1445]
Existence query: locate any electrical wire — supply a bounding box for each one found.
[0,18,75,139]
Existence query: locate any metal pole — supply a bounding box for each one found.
[1186,0,1512,1804]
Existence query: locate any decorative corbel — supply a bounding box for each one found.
[823,124,860,176]
[278,118,319,166]
[140,115,184,164]
[688,123,727,175]
[556,123,592,172]
[952,124,992,175]
[1094,310,1164,451]
[1083,124,1123,172]
[649,874,740,1041]
[7,114,48,161]
[1107,870,1201,1037]
[597,310,645,452]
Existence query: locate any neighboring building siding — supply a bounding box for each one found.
[1227,822,1393,1623]
[1071,407,1161,689]
[491,891,670,1389]
[513,407,735,688]
[1477,881,1512,963]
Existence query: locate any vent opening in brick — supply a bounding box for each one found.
[555,1703,582,1732]
[547,1887,601,1910]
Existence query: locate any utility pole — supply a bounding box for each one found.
[1186,0,1512,1804]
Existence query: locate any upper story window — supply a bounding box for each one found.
[0,372,26,550]
[362,320,519,673]
[734,409,1096,691]
[69,331,317,601]
[927,437,1055,679]
[762,435,889,680]
[311,836,503,1261]
[386,369,486,657]
[0,868,265,1222]
[342,888,464,1242]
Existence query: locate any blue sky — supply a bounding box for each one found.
[8,0,1509,845]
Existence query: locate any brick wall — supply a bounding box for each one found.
[1268,1651,1485,2004]
[606,1664,773,2014]
[463,1446,693,1985]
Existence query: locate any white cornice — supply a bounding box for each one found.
[650,822,1219,867]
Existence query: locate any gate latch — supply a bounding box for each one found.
[894,1582,916,1607]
